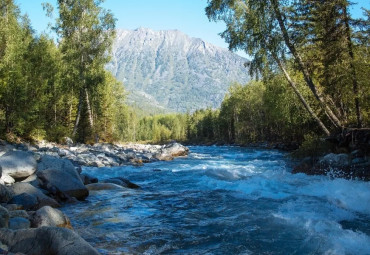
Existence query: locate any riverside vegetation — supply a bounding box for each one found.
[0,0,369,254]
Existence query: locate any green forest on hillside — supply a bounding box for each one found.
[0,0,369,148]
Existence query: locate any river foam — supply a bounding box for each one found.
[65,146,370,254]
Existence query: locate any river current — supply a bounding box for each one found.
[62,146,370,255]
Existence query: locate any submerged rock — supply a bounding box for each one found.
[102,177,140,189]
[86,183,124,191]
[0,227,99,255]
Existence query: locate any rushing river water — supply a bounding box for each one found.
[62,146,370,255]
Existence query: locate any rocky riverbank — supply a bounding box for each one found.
[292,128,370,180]
[0,139,189,254]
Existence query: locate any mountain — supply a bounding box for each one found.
[106,28,250,113]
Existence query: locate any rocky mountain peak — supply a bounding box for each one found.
[107,28,250,113]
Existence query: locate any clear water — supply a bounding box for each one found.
[62,146,370,255]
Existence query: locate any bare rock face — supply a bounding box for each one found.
[0,227,99,255]
[0,151,37,179]
[107,28,250,113]
[31,206,72,229]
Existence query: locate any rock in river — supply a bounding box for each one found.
[0,227,99,255]
[31,206,72,229]
[37,155,88,200]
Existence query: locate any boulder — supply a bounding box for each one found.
[0,174,15,185]
[8,217,30,230]
[37,156,88,200]
[37,170,88,200]
[162,142,189,157]
[9,210,29,219]
[86,183,124,191]
[0,184,14,203]
[153,153,173,161]
[0,227,99,255]
[80,173,98,185]
[0,206,9,228]
[10,183,60,208]
[3,204,23,211]
[319,153,350,167]
[31,206,72,229]
[102,177,140,189]
[0,151,37,179]
[8,193,38,210]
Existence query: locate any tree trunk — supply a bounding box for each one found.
[273,54,331,136]
[85,88,94,128]
[343,5,362,128]
[72,90,83,137]
[270,0,343,129]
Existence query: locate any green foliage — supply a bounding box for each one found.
[290,133,333,159]
[0,0,128,143]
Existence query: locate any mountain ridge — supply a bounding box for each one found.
[107,28,250,113]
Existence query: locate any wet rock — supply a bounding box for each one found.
[102,177,140,189]
[162,142,189,157]
[0,184,14,203]
[31,206,72,229]
[86,183,124,191]
[154,153,174,161]
[9,217,30,230]
[0,206,9,228]
[0,151,37,179]
[10,183,60,209]
[319,153,350,167]
[0,227,100,255]
[80,173,98,185]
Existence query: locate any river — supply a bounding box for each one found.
[62,146,370,254]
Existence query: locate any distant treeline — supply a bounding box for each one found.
[1,0,369,147]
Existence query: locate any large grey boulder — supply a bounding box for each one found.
[0,184,14,203]
[0,151,37,179]
[0,206,9,228]
[37,155,88,200]
[0,227,99,255]
[31,206,72,229]
[10,183,60,209]
[162,142,189,157]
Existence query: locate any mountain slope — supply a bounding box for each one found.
[107,28,250,113]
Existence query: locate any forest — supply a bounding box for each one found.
[0,0,369,149]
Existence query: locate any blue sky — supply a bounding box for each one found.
[15,0,370,58]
